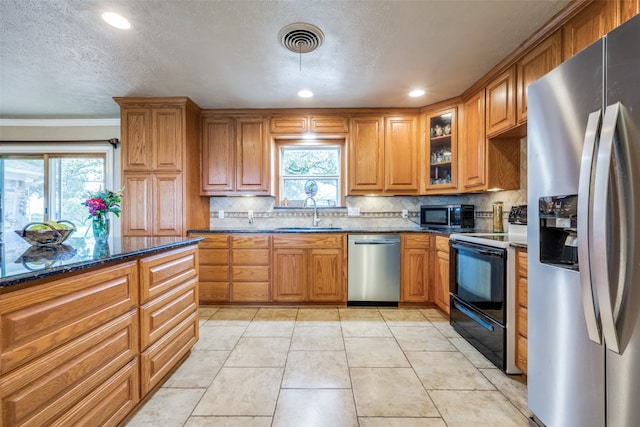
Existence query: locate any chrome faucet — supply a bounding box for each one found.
[303,196,321,227]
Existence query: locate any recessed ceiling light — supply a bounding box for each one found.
[409,89,425,98]
[298,89,314,98]
[102,12,131,30]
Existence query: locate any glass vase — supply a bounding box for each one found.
[92,217,110,240]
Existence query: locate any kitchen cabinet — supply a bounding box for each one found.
[116,97,210,237]
[517,31,562,124]
[231,234,271,302]
[460,90,520,192]
[348,116,385,193]
[272,234,346,303]
[562,0,616,60]
[384,115,419,193]
[515,248,528,375]
[400,234,432,303]
[424,107,458,193]
[271,114,348,134]
[191,233,231,303]
[434,235,450,315]
[486,66,517,137]
[200,114,271,195]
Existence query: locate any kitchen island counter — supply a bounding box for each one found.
[1,235,203,291]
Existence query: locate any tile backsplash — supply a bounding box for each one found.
[206,138,527,232]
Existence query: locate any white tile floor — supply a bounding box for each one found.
[126,306,530,427]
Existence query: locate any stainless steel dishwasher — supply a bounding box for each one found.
[347,234,401,305]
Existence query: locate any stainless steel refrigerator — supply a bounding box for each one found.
[527,13,640,427]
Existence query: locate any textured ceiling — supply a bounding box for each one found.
[0,0,570,119]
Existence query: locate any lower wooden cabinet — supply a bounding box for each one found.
[272,234,346,303]
[434,236,451,315]
[400,234,432,303]
[0,245,199,427]
[515,248,528,375]
[231,235,271,302]
[194,234,231,302]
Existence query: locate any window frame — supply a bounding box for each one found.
[274,138,346,207]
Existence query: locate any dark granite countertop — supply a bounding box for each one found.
[187,226,476,235]
[0,235,203,291]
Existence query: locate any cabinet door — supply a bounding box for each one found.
[272,249,306,301]
[236,118,270,193]
[424,107,458,193]
[517,32,562,124]
[384,115,419,193]
[435,249,450,315]
[309,116,349,133]
[121,108,152,172]
[461,90,486,190]
[308,249,344,302]
[348,116,384,193]
[486,66,516,137]
[153,173,183,236]
[562,1,616,60]
[122,173,153,236]
[270,115,308,133]
[201,117,235,194]
[401,248,430,303]
[152,107,183,171]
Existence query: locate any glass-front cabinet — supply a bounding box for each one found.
[424,107,457,192]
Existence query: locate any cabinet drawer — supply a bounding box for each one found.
[273,234,344,249]
[232,266,270,282]
[231,234,270,248]
[140,312,198,395]
[140,246,198,303]
[53,358,139,427]
[232,249,270,265]
[517,249,528,276]
[199,282,230,302]
[199,265,229,282]
[435,236,450,252]
[193,234,229,248]
[0,261,137,374]
[402,234,432,249]
[516,334,528,375]
[0,311,138,427]
[140,278,198,349]
[517,306,528,338]
[199,248,230,265]
[231,282,271,302]
[517,277,528,308]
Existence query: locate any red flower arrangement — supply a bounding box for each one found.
[83,188,123,221]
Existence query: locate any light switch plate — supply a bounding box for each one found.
[347,207,360,216]
[218,210,224,219]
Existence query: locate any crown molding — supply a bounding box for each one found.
[0,118,120,127]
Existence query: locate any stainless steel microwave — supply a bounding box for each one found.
[420,204,475,229]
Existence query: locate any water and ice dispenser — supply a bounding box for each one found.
[539,195,579,270]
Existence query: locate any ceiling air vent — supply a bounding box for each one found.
[278,22,324,54]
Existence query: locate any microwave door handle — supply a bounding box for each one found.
[592,102,629,354]
[577,110,603,344]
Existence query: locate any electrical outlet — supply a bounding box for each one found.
[402,209,408,218]
[248,209,253,218]
[347,207,360,216]
[218,210,224,219]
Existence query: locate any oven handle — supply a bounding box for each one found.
[450,242,506,258]
[453,300,494,332]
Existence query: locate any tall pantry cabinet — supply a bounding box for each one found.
[115,97,210,236]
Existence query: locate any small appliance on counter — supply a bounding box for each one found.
[420,204,474,229]
[448,204,527,374]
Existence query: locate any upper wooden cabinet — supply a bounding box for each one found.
[562,0,616,60]
[460,90,520,192]
[384,115,419,194]
[348,116,385,193]
[116,97,210,237]
[271,115,348,134]
[486,66,517,137]
[200,114,271,196]
[423,107,458,193]
[517,31,562,124]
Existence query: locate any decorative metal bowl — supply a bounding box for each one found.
[14,221,76,246]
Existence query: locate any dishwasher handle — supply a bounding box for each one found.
[353,240,399,245]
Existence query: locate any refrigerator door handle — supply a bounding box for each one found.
[577,109,603,344]
[592,102,629,354]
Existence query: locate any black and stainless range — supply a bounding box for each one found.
[448,205,527,374]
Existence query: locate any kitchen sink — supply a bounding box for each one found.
[274,227,342,231]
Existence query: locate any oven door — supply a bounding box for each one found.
[449,240,507,324]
